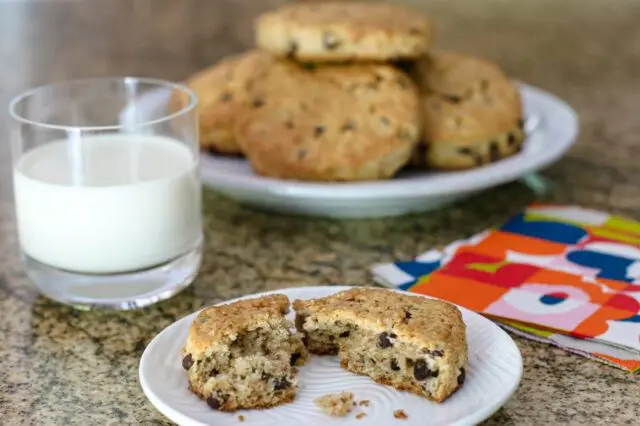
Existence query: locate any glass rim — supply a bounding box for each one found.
[8,76,197,132]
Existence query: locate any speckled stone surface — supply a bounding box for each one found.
[1,0,639,424]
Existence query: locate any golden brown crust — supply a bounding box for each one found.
[186,294,289,355]
[218,389,296,411]
[411,125,525,170]
[190,386,296,411]
[235,60,420,181]
[413,51,522,153]
[184,50,276,155]
[255,2,432,61]
[293,288,466,350]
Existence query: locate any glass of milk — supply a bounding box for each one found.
[9,77,202,310]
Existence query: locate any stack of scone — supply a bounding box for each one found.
[185,1,524,181]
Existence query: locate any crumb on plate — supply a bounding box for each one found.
[238,414,245,422]
[315,392,355,417]
[356,412,367,420]
[394,409,408,420]
[359,400,370,407]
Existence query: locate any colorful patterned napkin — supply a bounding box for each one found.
[372,205,640,373]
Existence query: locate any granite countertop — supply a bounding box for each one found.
[0,0,639,424]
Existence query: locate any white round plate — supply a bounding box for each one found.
[139,286,523,426]
[123,83,577,218]
[199,83,578,218]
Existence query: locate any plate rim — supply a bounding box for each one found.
[199,82,578,199]
[139,285,523,426]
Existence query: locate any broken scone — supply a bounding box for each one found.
[293,288,467,402]
[182,294,307,411]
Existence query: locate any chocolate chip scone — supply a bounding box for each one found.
[183,50,275,155]
[255,2,432,62]
[411,51,524,169]
[235,60,420,181]
[293,288,467,403]
[182,294,307,411]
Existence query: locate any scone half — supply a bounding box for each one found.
[294,288,468,403]
[182,294,307,411]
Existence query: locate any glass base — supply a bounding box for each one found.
[23,242,202,310]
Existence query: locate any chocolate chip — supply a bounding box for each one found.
[414,359,438,380]
[458,367,466,385]
[444,94,462,103]
[219,92,233,102]
[457,146,483,165]
[507,132,517,146]
[295,313,307,331]
[341,121,355,132]
[287,40,298,58]
[314,126,325,137]
[389,333,397,338]
[390,359,400,371]
[252,98,265,108]
[339,331,350,338]
[206,395,221,410]
[404,310,412,323]
[273,377,291,390]
[378,332,393,348]
[262,372,270,381]
[489,142,500,162]
[209,368,219,377]
[322,31,341,49]
[414,359,428,380]
[396,127,414,142]
[396,75,409,89]
[182,354,194,370]
[426,349,444,357]
[290,352,301,366]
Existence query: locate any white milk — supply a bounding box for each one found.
[13,134,201,274]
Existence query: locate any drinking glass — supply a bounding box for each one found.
[9,77,202,310]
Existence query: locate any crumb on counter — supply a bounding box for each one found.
[315,392,355,416]
[394,409,408,420]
